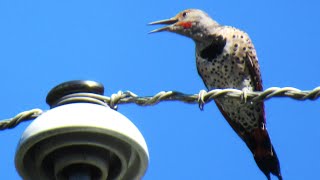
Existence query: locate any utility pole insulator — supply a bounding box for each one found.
[15,80,149,180]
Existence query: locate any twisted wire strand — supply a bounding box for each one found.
[0,109,43,130]
[0,87,319,130]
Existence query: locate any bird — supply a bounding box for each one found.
[149,9,282,180]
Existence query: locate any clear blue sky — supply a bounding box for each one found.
[0,1,319,179]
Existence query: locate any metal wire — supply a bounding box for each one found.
[0,109,43,130]
[0,86,319,130]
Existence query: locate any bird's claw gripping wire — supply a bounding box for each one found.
[198,90,207,110]
[241,88,249,104]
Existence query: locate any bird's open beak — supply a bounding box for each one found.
[148,18,178,33]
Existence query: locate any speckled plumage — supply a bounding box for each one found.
[196,27,262,132]
[150,9,282,180]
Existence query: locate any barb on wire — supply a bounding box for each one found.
[0,86,319,131]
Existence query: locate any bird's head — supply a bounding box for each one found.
[149,9,219,41]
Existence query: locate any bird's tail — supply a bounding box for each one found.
[214,100,282,179]
[254,146,282,180]
[251,128,282,180]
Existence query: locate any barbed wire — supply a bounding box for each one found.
[1,86,319,131]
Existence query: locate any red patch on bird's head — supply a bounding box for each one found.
[177,21,192,29]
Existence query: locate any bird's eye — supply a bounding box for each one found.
[182,12,188,17]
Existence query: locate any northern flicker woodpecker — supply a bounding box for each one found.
[149,9,282,180]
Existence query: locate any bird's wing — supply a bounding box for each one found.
[245,50,263,91]
[214,43,267,147]
[244,48,266,124]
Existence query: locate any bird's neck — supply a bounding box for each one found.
[194,27,226,55]
[190,22,221,42]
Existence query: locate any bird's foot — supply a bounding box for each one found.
[240,88,249,104]
[198,90,207,110]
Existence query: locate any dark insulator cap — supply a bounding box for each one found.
[46,80,104,107]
